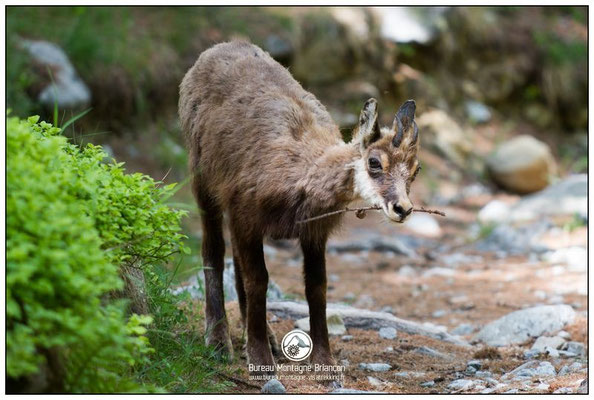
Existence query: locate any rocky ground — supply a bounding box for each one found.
[177,169,587,394]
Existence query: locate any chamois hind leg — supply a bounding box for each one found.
[193,177,232,358]
[231,234,279,356]
[229,219,275,376]
[301,236,335,368]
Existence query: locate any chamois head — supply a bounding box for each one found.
[352,98,420,223]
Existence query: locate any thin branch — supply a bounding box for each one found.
[297,205,446,224]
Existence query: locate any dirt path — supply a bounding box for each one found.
[207,186,587,394]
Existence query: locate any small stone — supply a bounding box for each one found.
[358,363,392,372]
[532,336,566,352]
[558,350,578,357]
[466,365,478,375]
[367,376,385,388]
[415,346,448,359]
[448,379,474,391]
[536,383,550,391]
[432,309,447,318]
[395,371,409,378]
[558,365,570,376]
[329,274,340,282]
[420,381,435,388]
[295,317,309,331]
[524,348,541,359]
[340,359,350,367]
[569,361,584,372]
[475,371,492,379]
[504,389,519,393]
[467,360,482,370]
[577,379,588,394]
[261,379,286,394]
[398,265,416,277]
[553,387,573,394]
[341,335,354,342]
[557,330,571,339]
[465,100,491,124]
[478,200,511,224]
[384,346,394,352]
[545,346,560,358]
[543,246,587,272]
[564,341,585,356]
[504,361,556,380]
[379,327,398,340]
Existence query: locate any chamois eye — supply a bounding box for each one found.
[368,157,382,170]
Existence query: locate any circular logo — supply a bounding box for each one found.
[281,329,313,361]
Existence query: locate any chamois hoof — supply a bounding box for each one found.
[206,331,234,361]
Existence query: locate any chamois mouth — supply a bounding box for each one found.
[381,203,406,224]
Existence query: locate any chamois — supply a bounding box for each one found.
[179,41,420,375]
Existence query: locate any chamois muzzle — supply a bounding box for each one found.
[386,198,413,223]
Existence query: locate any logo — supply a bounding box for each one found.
[281,329,313,361]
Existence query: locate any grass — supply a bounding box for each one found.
[138,264,235,393]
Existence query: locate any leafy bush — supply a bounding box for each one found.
[7,115,188,392]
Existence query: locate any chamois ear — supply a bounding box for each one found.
[355,98,381,150]
[392,100,417,148]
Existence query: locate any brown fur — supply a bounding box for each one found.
[179,40,420,376]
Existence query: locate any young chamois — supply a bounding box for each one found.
[179,41,420,375]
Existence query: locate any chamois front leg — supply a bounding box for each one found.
[230,222,276,377]
[301,237,335,368]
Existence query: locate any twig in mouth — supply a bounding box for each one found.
[297,205,446,224]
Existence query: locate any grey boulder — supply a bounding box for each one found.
[474,305,576,347]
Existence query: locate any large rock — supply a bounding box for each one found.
[509,174,587,222]
[18,38,91,109]
[474,305,576,347]
[267,301,468,346]
[416,109,471,167]
[486,135,556,194]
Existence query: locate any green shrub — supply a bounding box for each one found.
[7,115,188,392]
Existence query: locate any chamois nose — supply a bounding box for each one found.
[393,203,413,218]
